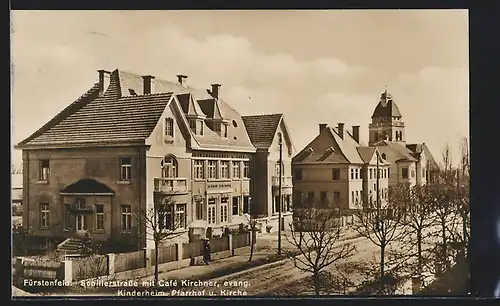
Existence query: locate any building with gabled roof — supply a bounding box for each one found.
[292,123,390,211]
[15,68,262,250]
[242,113,296,231]
[368,89,439,187]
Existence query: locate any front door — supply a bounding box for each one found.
[76,214,87,231]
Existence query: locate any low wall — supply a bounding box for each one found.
[13,232,252,286]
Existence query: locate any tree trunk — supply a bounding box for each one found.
[154,242,159,287]
[380,244,386,293]
[313,271,321,296]
[249,231,255,262]
[441,219,448,268]
[417,229,423,276]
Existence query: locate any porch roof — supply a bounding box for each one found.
[60,178,115,195]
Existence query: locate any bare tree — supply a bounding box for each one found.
[138,193,183,286]
[389,184,437,288]
[285,201,356,296]
[351,184,407,284]
[241,211,266,262]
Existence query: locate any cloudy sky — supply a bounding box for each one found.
[11,10,469,167]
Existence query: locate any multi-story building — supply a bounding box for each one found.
[292,123,390,211]
[368,89,439,187]
[15,69,268,250]
[242,114,296,231]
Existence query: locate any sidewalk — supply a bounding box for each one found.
[121,228,360,283]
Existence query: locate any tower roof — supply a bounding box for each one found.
[371,89,402,119]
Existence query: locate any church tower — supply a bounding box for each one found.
[368,88,406,146]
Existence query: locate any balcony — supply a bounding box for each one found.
[272,176,293,187]
[154,178,189,194]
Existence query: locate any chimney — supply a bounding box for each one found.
[211,84,221,100]
[142,75,155,95]
[319,123,328,134]
[352,125,360,143]
[337,123,345,139]
[98,70,111,92]
[177,75,188,87]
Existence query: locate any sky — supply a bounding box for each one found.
[11,10,469,168]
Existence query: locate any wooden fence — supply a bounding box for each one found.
[14,232,251,285]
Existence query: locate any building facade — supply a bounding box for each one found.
[16,69,290,250]
[242,114,296,232]
[292,123,390,211]
[368,89,439,187]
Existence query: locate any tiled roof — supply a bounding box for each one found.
[241,114,283,149]
[374,140,417,162]
[60,178,114,194]
[357,147,377,163]
[371,100,402,119]
[407,143,439,169]
[329,128,365,164]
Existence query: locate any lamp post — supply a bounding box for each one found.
[278,132,283,255]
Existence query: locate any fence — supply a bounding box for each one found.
[182,240,205,260]
[114,250,145,274]
[14,232,251,285]
[151,244,178,266]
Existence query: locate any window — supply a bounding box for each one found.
[232,161,241,179]
[243,161,250,178]
[208,198,216,224]
[369,168,373,180]
[320,191,327,205]
[161,156,178,178]
[40,203,49,228]
[223,124,228,138]
[195,199,203,220]
[294,168,302,180]
[194,160,205,179]
[422,167,426,178]
[332,191,340,206]
[411,169,415,178]
[189,119,196,133]
[200,123,204,136]
[175,204,186,228]
[95,204,105,230]
[307,191,314,203]
[120,157,132,181]
[351,191,355,204]
[39,159,50,181]
[232,197,240,215]
[76,198,86,209]
[165,117,174,137]
[332,168,340,180]
[373,183,377,191]
[402,167,409,179]
[220,161,229,179]
[208,160,217,179]
[121,205,132,231]
[355,169,359,180]
[350,168,354,180]
[221,197,229,223]
[356,191,359,203]
[214,123,221,133]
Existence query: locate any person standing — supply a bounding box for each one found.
[203,238,211,265]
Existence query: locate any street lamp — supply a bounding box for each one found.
[278,132,283,255]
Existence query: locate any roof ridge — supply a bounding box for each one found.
[119,92,174,99]
[241,113,283,118]
[16,83,102,147]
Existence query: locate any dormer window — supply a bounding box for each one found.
[189,119,196,133]
[165,118,174,137]
[223,124,228,138]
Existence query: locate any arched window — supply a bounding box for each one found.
[161,155,178,178]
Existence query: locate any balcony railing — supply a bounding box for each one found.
[154,177,189,194]
[272,176,293,187]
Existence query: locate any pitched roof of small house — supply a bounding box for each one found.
[60,178,114,195]
[241,114,283,149]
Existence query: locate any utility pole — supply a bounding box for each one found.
[278,132,283,255]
